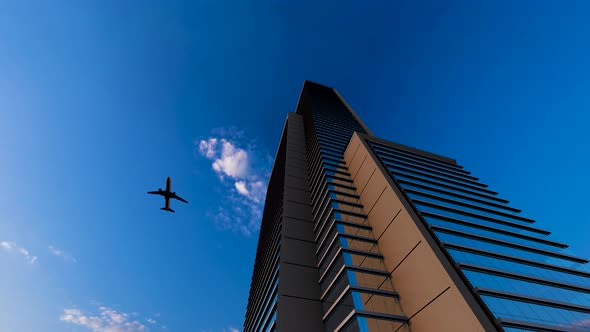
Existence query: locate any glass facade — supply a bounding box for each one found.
[244,128,286,332]
[246,81,590,331]
[368,140,590,331]
[299,83,409,331]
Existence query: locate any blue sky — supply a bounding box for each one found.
[1,1,590,331]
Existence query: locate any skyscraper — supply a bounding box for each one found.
[243,81,590,332]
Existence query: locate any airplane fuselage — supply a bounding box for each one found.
[147,176,188,213]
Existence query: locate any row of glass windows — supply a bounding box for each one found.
[369,140,590,331]
[387,164,495,196]
[383,157,483,187]
[417,203,547,237]
[246,256,280,332]
[482,295,590,331]
[394,172,506,206]
[249,272,278,332]
[464,269,590,307]
[369,143,463,173]
[375,148,475,176]
[436,231,588,271]
[448,249,590,287]
[407,188,522,219]
[423,215,562,253]
[401,181,515,213]
[245,234,281,331]
[409,189,531,223]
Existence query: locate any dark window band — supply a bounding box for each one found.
[423,211,565,248]
[443,242,590,279]
[408,189,533,223]
[459,262,590,294]
[477,287,590,313]
[433,225,588,264]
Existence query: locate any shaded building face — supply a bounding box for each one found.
[244,81,590,332]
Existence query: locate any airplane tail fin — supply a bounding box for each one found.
[160,207,175,213]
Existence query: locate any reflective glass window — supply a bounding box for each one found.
[409,193,528,225]
[448,249,590,286]
[482,296,590,330]
[394,174,503,206]
[424,215,559,252]
[418,203,546,238]
[435,231,589,271]
[390,168,492,195]
[464,270,590,307]
[401,182,512,213]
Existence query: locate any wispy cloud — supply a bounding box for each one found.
[48,245,77,263]
[200,327,240,332]
[1,241,37,264]
[60,306,150,332]
[197,128,271,235]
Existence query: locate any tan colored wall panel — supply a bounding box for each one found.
[343,133,491,332]
[357,170,387,214]
[352,156,376,194]
[409,288,485,332]
[390,242,453,316]
[347,147,367,181]
[343,134,361,165]
[376,209,422,272]
[366,188,403,239]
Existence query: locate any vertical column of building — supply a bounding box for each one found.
[244,122,287,332]
[276,113,325,332]
[298,81,409,331]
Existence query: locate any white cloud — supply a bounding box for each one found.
[1,241,37,264]
[197,131,271,235]
[48,245,77,263]
[60,307,147,332]
[234,181,249,195]
[211,139,249,178]
[146,318,157,324]
[198,138,219,159]
[228,328,240,332]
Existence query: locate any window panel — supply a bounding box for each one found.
[394,173,504,205]
[423,216,558,252]
[448,249,590,287]
[482,296,590,330]
[435,231,590,271]
[408,193,528,226]
[401,182,512,211]
[464,270,590,307]
[417,203,546,238]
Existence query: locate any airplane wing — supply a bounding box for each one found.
[147,191,162,195]
[172,194,188,204]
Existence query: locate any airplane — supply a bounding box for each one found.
[147,176,188,213]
